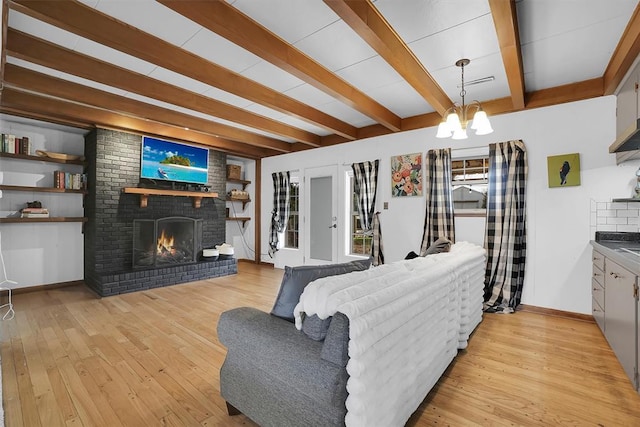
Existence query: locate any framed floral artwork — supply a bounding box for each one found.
[391,153,423,197]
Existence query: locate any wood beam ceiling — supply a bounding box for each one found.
[323,0,452,117]
[488,0,525,110]
[6,28,314,146]
[3,63,293,153]
[0,87,276,159]
[158,0,401,133]
[9,0,352,141]
[603,1,640,95]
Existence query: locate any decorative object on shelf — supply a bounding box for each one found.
[634,166,640,199]
[35,150,84,161]
[20,205,50,218]
[227,164,242,180]
[391,153,422,197]
[547,153,580,188]
[26,201,42,208]
[436,59,494,140]
[228,188,249,200]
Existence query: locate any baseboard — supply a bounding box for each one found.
[519,304,595,322]
[12,280,84,295]
[238,259,274,267]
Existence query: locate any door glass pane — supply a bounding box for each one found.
[310,176,332,261]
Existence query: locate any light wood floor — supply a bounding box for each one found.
[1,262,639,426]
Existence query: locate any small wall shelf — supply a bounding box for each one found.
[226,216,251,227]
[122,187,219,208]
[0,152,86,166]
[0,185,87,195]
[0,217,88,224]
[226,178,251,190]
[226,196,251,209]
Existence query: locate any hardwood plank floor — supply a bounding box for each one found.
[1,262,639,426]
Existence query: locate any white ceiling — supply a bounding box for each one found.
[1,0,639,157]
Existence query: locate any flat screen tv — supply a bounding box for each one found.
[140,136,209,185]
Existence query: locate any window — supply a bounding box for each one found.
[284,179,299,248]
[451,156,488,213]
[348,173,371,256]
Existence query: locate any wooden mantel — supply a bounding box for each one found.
[122,187,219,208]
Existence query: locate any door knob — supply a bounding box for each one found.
[328,224,336,228]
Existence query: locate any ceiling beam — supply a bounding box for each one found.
[9,0,353,140]
[320,79,605,145]
[6,28,320,146]
[488,0,525,110]
[158,0,400,133]
[603,2,640,95]
[323,0,452,116]
[3,63,293,153]
[0,87,276,159]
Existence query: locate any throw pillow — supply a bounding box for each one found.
[423,237,452,256]
[301,314,333,341]
[270,258,372,322]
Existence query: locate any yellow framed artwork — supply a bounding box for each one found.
[547,153,580,188]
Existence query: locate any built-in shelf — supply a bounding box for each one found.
[0,151,86,166]
[0,185,87,195]
[226,177,251,190]
[122,187,219,208]
[0,217,88,224]
[226,196,251,209]
[226,216,251,226]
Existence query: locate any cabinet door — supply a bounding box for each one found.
[617,69,638,135]
[604,259,637,388]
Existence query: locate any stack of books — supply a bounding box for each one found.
[1,134,30,155]
[54,171,87,190]
[20,207,50,218]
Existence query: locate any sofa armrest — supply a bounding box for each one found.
[321,312,349,367]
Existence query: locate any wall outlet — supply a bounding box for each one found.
[383,202,389,210]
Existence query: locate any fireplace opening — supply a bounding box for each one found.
[133,217,203,267]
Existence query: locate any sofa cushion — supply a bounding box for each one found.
[302,314,333,341]
[423,237,452,255]
[271,258,372,322]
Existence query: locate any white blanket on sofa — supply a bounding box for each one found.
[293,242,486,427]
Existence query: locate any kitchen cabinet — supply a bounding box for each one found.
[604,258,638,390]
[592,249,605,331]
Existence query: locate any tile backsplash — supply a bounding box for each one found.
[590,200,640,237]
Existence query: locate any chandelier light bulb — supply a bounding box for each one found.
[436,121,452,138]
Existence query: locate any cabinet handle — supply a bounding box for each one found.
[592,287,600,291]
[593,307,601,312]
[593,272,601,277]
[609,272,621,279]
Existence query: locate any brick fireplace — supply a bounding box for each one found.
[83,128,235,297]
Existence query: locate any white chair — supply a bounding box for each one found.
[0,231,16,321]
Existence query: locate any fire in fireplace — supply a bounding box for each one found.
[133,217,203,267]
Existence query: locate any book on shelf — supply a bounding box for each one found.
[21,212,50,218]
[21,208,49,214]
[0,134,30,155]
[54,171,87,190]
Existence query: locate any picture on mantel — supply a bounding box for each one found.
[547,153,580,188]
[391,153,423,197]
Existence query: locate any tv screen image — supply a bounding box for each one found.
[141,136,209,185]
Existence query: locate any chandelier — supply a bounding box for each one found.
[436,59,493,139]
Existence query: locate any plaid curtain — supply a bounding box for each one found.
[269,171,290,257]
[483,140,528,314]
[420,148,455,256]
[352,160,383,266]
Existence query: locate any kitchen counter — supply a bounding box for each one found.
[591,232,640,275]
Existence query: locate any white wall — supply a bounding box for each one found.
[262,95,638,314]
[0,115,86,288]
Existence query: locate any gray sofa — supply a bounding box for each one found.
[217,259,372,427]
[218,307,350,427]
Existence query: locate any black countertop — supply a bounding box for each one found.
[591,232,640,274]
